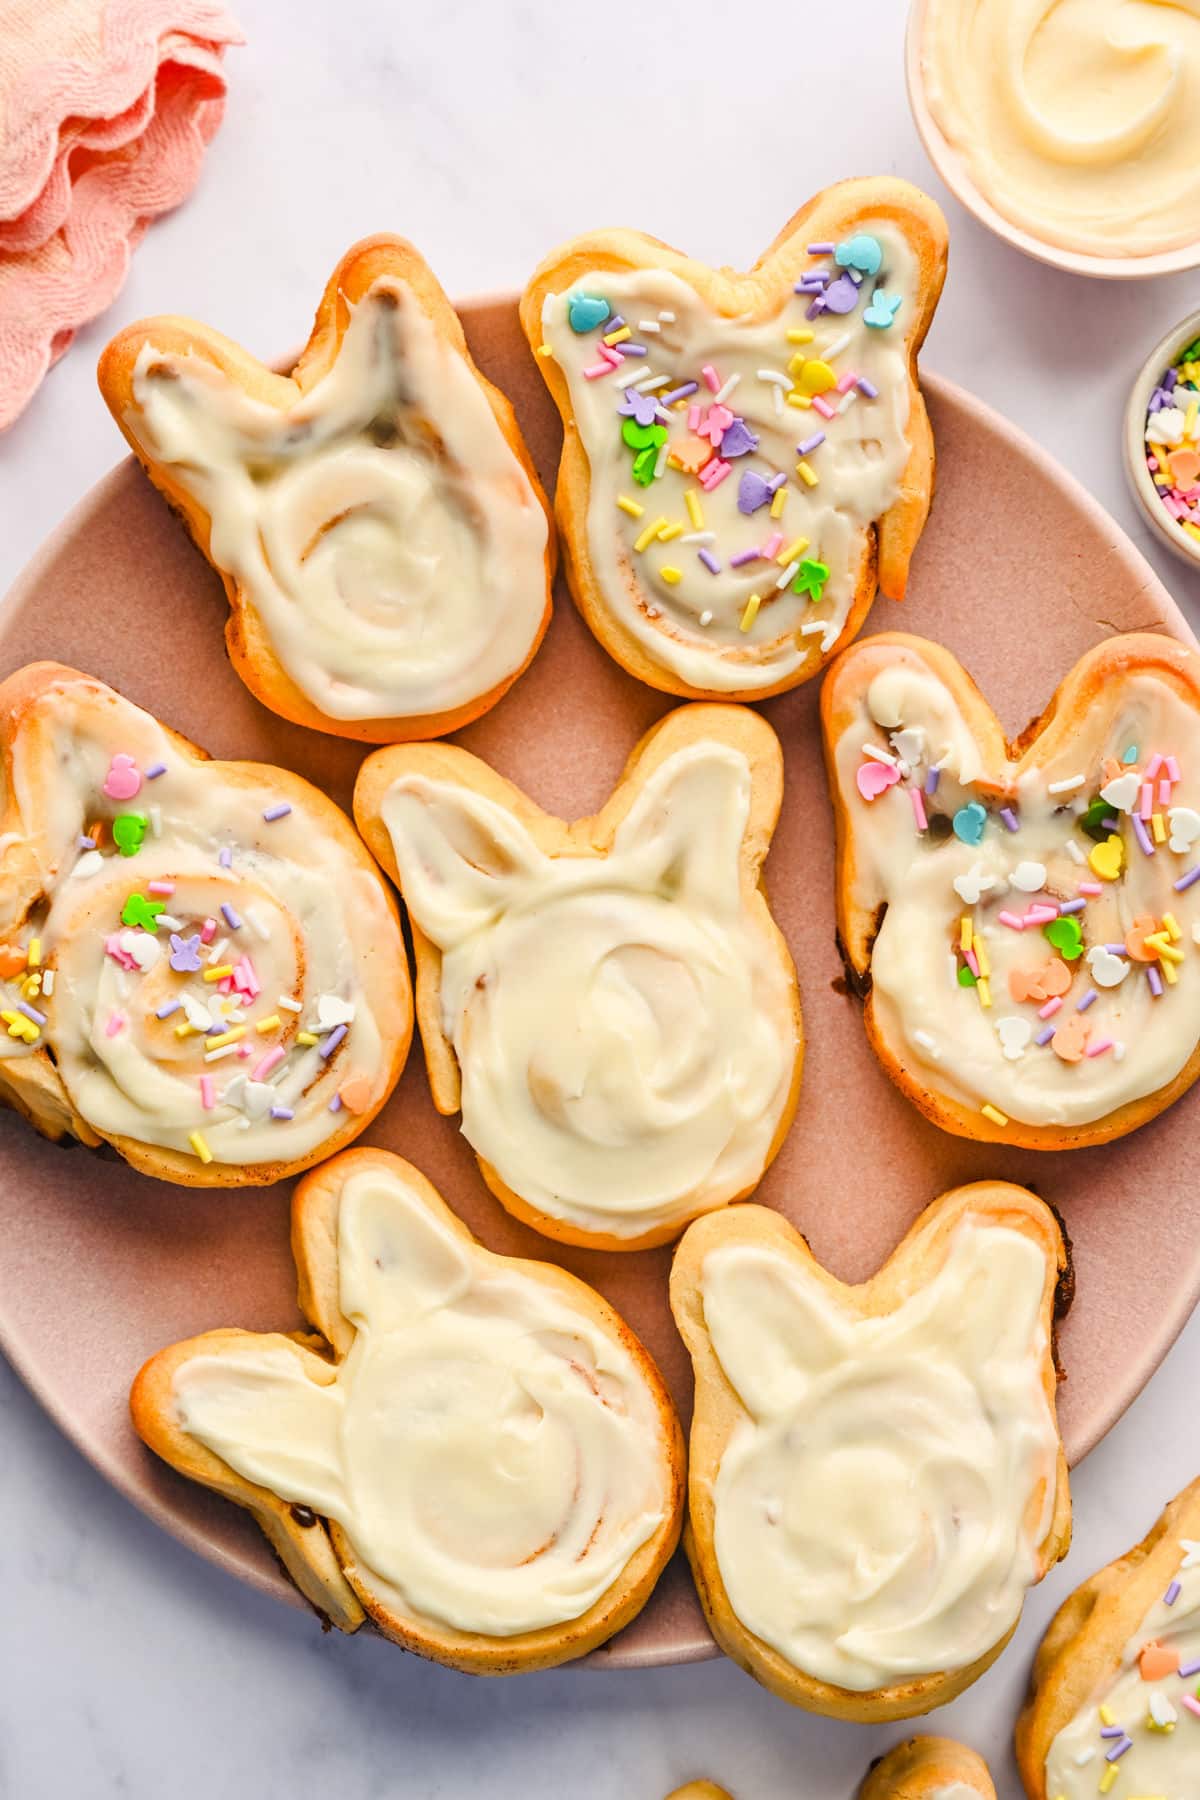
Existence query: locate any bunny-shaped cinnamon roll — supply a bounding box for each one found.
[132,1148,684,1671]
[354,705,803,1250]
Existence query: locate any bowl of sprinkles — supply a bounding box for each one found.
[1127,308,1200,568]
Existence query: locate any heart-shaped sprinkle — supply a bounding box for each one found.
[1170,448,1200,488]
[738,471,772,515]
[120,892,164,932]
[1125,913,1161,961]
[1009,860,1046,893]
[1051,1013,1089,1062]
[1140,1643,1181,1684]
[336,1074,373,1115]
[1099,772,1140,814]
[856,759,901,802]
[718,417,758,459]
[822,273,861,314]
[953,862,995,905]
[996,1016,1032,1061]
[864,289,902,329]
[795,358,836,396]
[952,802,987,846]
[317,994,357,1030]
[1044,916,1084,960]
[1087,945,1129,988]
[112,812,147,857]
[567,291,609,334]
[835,233,883,276]
[1168,805,1200,853]
[102,752,141,801]
[1088,833,1124,881]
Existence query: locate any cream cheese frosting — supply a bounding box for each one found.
[172,1161,670,1636]
[921,0,1200,258]
[1044,1545,1200,1798]
[831,656,1200,1131]
[539,226,919,692]
[0,672,405,1168]
[928,1788,981,1800]
[699,1217,1059,1691]
[376,739,798,1240]
[123,279,548,724]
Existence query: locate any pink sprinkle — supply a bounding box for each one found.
[237,1044,252,1058]
[1025,904,1058,925]
[1086,1038,1114,1058]
[1140,783,1155,820]
[811,395,837,420]
[1078,881,1103,897]
[997,910,1026,931]
[1146,751,1164,781]
[1159,778,1172,805]
[105,1012,125,1037]
[199,1075,214,1109]
[1183,1695,1200,1720]
[910,788,928,832]
[251,1045,285,1082]
[147,881,175,897]
[1167,755,1182,782]
[700,459,731,491]
[1038,996,1063,1020]
[687,404,701,430]
[701,363,721,393]
[836,370,858,393]
[200,917,217,944]
[965,949,980,978]
[583,362,612,380]
[762,531,784,560]
[598,344,622,368]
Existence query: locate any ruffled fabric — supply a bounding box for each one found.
[0,0,241,430]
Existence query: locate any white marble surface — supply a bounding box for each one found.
[1,3,1198,1796]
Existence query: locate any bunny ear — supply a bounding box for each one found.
[173,1342,346,1512]
[378,776,547,948]
[129,351,274,466]
[700,1243,851,1420]
[889,1220,1048,1370]
[336,1163,471,1332]
[612,742,752,915]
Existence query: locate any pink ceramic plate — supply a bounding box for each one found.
[1,294,1197,1671]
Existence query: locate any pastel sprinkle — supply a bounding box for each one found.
[262,804,292,822]
[188,1130,213,1165]
[981,1104,1008,1126]
[999,807,1020,832]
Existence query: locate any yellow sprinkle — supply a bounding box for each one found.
[21,974,41,998]
[660,567,682,585]
[188,1130,214,1165]
[684,489,704,529]
[740,593,762,633]
[1152,811,1166,843]
[786,392,812,409]
[978,977,992,1009]
[174,1023,194,1039]
[603,325,632,346]
[617,495,644,519]
[1188,401,1199,436]
[205,1026,246,1051]
[255,1014,282,1035]
[975,938,991,979]
[796,460,818,488]
[1099,1767,1118,1795]
[960,915,973,953]
[1160,957,1180,985]
[1098,1704,1114,1723]
[657,521,683,542]
[1147,933,1184,962]
[203,964,234,983]
[1163,911,1182,941]
[769,486,788,519]
[26,938,40,968]
[786,328,814,345]
[981,1104,1008,1127]
[634,517,668,554]
[1185,522,1200,544]
[1149,443,1169,463]
[778,535,810,566]
[297,1030,319,1046]
[536,343,553,357]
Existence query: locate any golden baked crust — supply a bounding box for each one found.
[663,1786,734,1800]
[0,661,411,1184]
[820,629,1200,1149]
[131,1146,686,1672]
[670,1181,1072,1720]
[519,177,947,700]
[1015,1476,1200,1798]
[98,235,555,743]
[858,1736,997,1799]
[354,702,804,1250]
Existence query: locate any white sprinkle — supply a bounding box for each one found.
[1064,838,1085,864]
[863,741,899,765]
[1113,1040,1126,1061]
[148,806,162,836]
[1048,774,1085,795]
[246,907,272,942]
[699,610,713,626]
[637,319,661,333]
[756,368,791,388]
[776,560,800,590]
[713,372,741,405]
[654,441,669,478]
[278,995,303,1013]
[68,850,104,881]
[41,969,54,996]
[837,389,859,414]
[639,374,671,391]
[800,620,828,636]
[204,1043,241,1064]
[1073,1748,1096,1768]
[658,309,675,323]
[821,331,852,360]
[208,937,229,965]
[680,530,716,544]
[629,370,660,390]
[157,913,183,932]
[914,1029,940,1059]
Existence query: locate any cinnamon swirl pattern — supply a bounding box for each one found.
[0,664,411,1183]
[131,1149,685,1671]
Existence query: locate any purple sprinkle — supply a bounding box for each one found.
[766,472,788,492]
[604,316,625,334]
[1165,1579,1182,1605]
[327,1093,343,1113]
[795,272,830,293]
[219,846,233,868]
[1058,898,1087,915]
[1104,943,1128,955]
[660,381,698,405]
[617,341,647,357]
[857,376,879,399]
[1149,965,1164,997]
[925,768,940,796]
[1035,1025,1056,1047]
[263,804,292,823]
[1000,807,1020,832]
[807,241,835,254]
[1175,864,1200,891]
[77,834,96,850]
[156,999,182,1019]
[270,1105,295,1121]
[221,903,242,931]
[1131,813,1155,857]
[1099,1727,1126,1740]
[729,547,761,569]
[698,549,721,575]
[1166,367,1179,391]
[1179,1657,1200,1678]
[1105,1739,1133,1764]
[1076,989,1098,1012]
[1102,814,1118,831]
[16,1000,45,1026]
[144,761,167,779]
[797,431,826,455]
[806,297,827,321]
[318,1023,347,1059]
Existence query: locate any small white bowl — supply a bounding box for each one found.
[905,0,1200,282]
[1124,309,1200,572]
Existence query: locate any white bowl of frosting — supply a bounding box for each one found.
[906,0,1200,278]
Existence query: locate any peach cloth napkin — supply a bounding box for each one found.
[0,0,241,430]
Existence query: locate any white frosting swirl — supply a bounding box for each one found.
[172,1162,672,1636]
[124,279,548,724]
[376,739,798,1240]
[699,1219,1059,1691]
